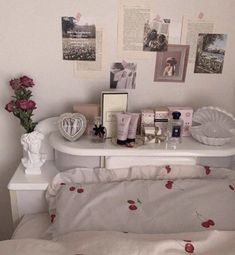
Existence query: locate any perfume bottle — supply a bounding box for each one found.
[167,111,183,146]
[90,117,106,143]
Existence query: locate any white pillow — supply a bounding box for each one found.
[46,165,235,236]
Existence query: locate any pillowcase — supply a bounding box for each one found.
[46,165,235,237]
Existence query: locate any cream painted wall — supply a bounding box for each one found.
[0,0,235,240]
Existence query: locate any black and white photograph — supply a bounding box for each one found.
[143,19,170,52]
[154,45,189,82]
[194,33,227,74]
[62,16,96,61]
[110,62,137,89]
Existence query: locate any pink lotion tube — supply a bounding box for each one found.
[116,113,131,145]
[127,113,140,143]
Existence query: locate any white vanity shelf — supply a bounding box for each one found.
[49,132,235,166]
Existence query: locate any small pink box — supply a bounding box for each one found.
[168,107,194,136]
[141,109,155,135]
[73,103,100,135]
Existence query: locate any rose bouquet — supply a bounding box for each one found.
[5,75,37,133]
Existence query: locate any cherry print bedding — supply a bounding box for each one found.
[1,165,235,255]
[46,165,235,237]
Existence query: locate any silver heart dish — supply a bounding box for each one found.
[58,113,87,142]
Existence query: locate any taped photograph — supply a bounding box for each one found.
[110,62,137,89]
[143,19,170,52]
[194,33,227,74]
[62,16,96,61]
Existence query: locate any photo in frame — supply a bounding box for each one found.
[154,44,190,82]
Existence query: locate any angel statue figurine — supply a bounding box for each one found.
[21,131,46,175]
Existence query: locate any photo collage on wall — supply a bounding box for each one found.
[61,3,229,87]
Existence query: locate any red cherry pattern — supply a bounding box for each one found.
[165,180,173,189]
[50,214,56,223]
[201,219,215,228]
[127,200,135,204]
[201,221,210,228]
[129,205,138,210]
[207,219,215,226]
[77,188,84,193]
[196,211,215,229]
[127,199,141,210]
[229,184,235,191]
[184,243,194,253]
[165,165,171,174]
[69,186,84,193]
[204,166,211,175]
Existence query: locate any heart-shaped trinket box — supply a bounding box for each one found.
[58,113,87,142]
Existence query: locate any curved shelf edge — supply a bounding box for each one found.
[49,132,235,158]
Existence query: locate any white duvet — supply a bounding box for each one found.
[1,230,235,254]
[2,165,235,254]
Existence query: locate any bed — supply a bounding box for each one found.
[2,117,235,255]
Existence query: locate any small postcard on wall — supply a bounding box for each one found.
[194,33,227,74]
[62,16,96,61]
[143,19,170,52]
[110,62,137,89]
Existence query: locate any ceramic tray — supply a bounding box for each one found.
[191,107,235,146]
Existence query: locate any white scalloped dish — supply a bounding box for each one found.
[191,107,235,146]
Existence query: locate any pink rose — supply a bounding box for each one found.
[27,100,37,109]
[20,76,34,87]
[5,101,14,112]
[16,99,36,110]
[9,79,21,90]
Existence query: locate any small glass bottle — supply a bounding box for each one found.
[90,117,106,143]
[167,111,183,147]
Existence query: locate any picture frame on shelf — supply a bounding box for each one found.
[101,91,128,138]
[154,44,190,83]
[58,113,87,142]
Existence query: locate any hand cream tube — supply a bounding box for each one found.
[116,113,131,145]
[127,113,140,143]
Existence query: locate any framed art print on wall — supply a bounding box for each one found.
[154,44,190,82]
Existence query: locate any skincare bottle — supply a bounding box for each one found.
[168,111,183,145]
[116,113,131,145]
[127,113,140,143]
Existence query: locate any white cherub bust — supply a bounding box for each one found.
[21,131,46,175]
